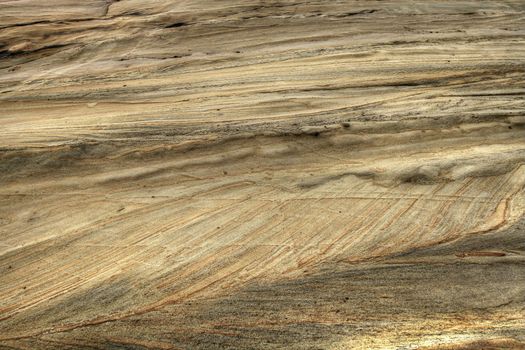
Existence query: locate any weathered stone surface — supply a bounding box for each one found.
[1,1,524,349]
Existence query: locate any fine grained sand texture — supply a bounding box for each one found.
[1,1,524,349]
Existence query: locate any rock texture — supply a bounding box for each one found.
[1,1,525,349]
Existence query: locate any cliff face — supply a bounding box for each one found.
[1,1,524,349]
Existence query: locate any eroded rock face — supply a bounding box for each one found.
[0,1,524,349]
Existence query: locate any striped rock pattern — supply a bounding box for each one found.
[1,1,524,349]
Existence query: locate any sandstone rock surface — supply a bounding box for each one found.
[1,1,524,349]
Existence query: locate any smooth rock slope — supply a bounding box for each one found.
[1,1,524,349]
